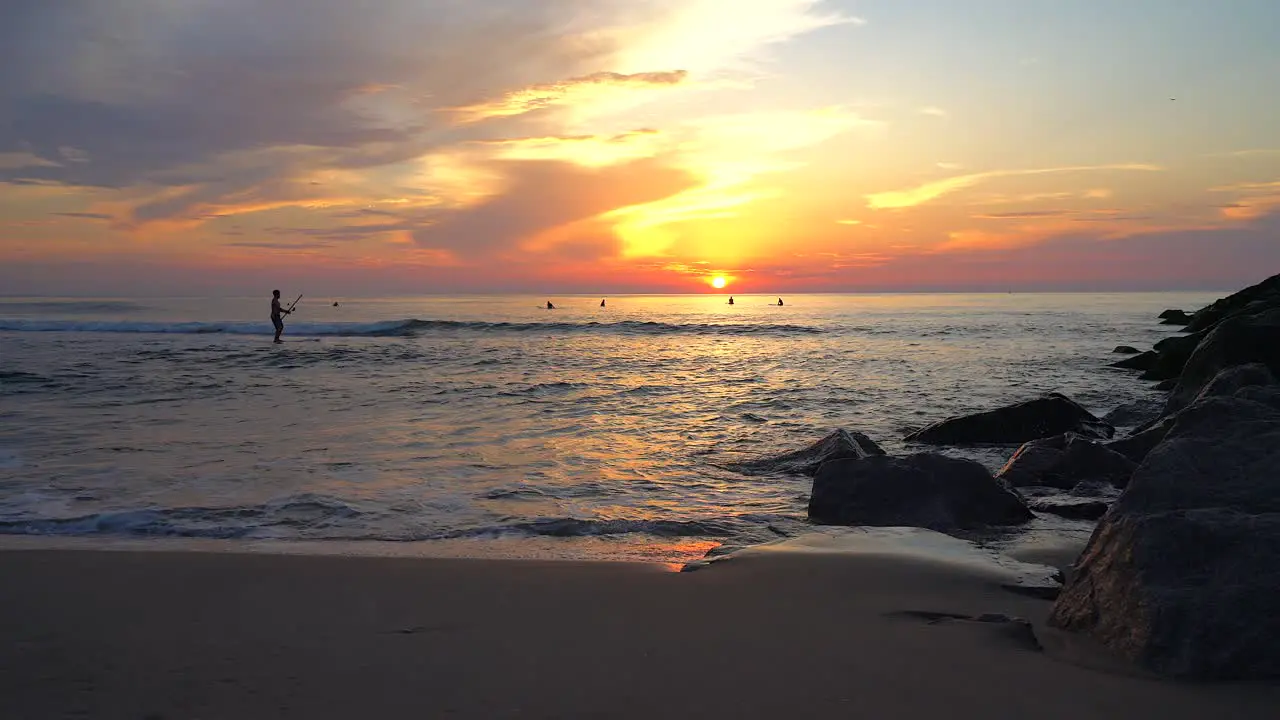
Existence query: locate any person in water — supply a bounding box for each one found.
[547,301,556,310]
[728,296,734,305]
[600,298,606,307]
[270,290,293,343]
[777,298,784,306]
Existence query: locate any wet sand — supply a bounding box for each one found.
[2,543,1277,719]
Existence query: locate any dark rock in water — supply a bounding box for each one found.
[1158,309,1192,325]
[1105,414,1176,464]
[904,393,1113,446]
[734,428,884,476]
[1048,392,1280,680]
[1108,351,1157,371]
[1071,479,1121,498]
[1137,330,1207,381]
[1154,378,1177,391]
[808,453,1033,530]
[1188,362,1275,406]
[1164,310,1280,415]
[1112,345,1141,355]
[997,433,1136,490]
[1186,272,1280,332]
[1100,398,1162,428]
[1027,496,1109,520]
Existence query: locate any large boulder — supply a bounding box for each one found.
[904,393,1113,446]
[1185,272,1280,332]
[1048,391,1280,679]
[1164,309,1280,414]
[1138,330,1207,381]
[1104,414,1176,464]
[997,433,1137,490]
[808,453,1033,530]
[1100,398,1163,428]
[1027,496,1110,521]
[1108,351,1157,371]
[1158,309,1192,325]
[1112,345,1141,355]
[733,429,884,476]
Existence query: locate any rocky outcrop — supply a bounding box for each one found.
[1100,398,1162,428]
[1138,330,1208,381]
[997,433,1136,490]
[1108,351,1157,371]
[904,394,1113,446]
[1185,273,1280,332]
[1027,496,1110,520]
[1164,310,1280,414]
[1104,414,1176,464]
[808,453,1033,530]
[1112,345,1140,355]
[1048,391,1280,679]
[1158,309,1192,325]
[733,429,884,476]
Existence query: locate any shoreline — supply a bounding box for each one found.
[5,542,1278,719]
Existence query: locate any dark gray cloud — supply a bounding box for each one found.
[0,0,610,188]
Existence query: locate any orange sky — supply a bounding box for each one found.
[2,0,1279,295]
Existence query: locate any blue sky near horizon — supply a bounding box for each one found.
[2,0,1278,296]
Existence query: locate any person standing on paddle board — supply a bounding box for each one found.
[270,290,294,344]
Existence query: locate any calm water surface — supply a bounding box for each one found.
[0,293,1218,561]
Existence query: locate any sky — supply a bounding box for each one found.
[2,0,1279,296]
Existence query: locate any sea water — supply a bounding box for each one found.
[0,292,1218,562]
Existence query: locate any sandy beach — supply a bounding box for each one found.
[3,542,1277,719]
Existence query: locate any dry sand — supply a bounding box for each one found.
[2,537,1277,719]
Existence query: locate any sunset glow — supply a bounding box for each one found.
[2,1,1279,295]
[711,276,728,289]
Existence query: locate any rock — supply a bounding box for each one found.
[1112,345,1141,355]
[1185,272,1280,332]
[732,429,884,476]
[808,453,1034,530]
[1138,330,1208,381]
[1070,479,1122,498]
[1047,392,1280,679]
[1105,414,1176,464]
[1191,362,1275,404]
[1158,309,1193,325]
[1165,310,1280,415]
[997,433,1136,490]
[904,393,1114,446]
[1108,351,1157,371]
[1100,398,1162,428]
[1154,378,1177,391]
[1027,496,1110,520]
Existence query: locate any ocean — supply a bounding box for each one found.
[0,292,1217,563]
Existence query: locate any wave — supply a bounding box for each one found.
[0,318,827,338]
[0,494,802,542]
[0,300,147,314]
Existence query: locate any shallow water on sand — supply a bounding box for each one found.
[0,292,1217,561]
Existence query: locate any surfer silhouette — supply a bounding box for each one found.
[728,296,734,305]
[547,301,556,310]
[600,299,606,307]
[777,298,784,306]
[270,290,293,343]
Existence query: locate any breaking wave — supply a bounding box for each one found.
[0,318,827,337]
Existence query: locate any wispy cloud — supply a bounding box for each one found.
[865,164,1162,209]
[919,106,947,118]
[450,71,688,123]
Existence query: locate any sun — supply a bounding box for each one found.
[711,276,727,289]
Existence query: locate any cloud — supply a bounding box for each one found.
[974,210,1076,219]
[412,158,699,257]
[478,129,666,167]
[0,152,60,170]
[919,106,947,118]
[50,211,111,220]
[865,164,1162,209]
[450,71,688,123]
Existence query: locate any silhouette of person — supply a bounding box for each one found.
[777,297,784,306]
[270,289,292,343]
[600,299,606,307]
[332,301,339,307]
[728,296,734,305]
[547,301,556,310]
